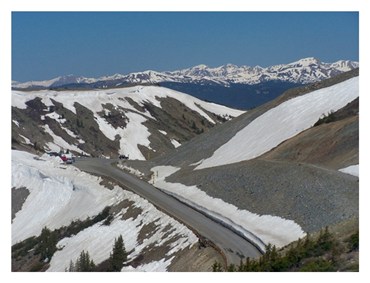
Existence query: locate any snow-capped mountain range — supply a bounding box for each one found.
[12,57,358,89]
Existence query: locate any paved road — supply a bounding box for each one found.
[74,157,262,265]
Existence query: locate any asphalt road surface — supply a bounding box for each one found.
[74,157,262,265]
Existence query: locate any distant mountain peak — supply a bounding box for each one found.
[298,57,321,63]
[12,57,359,90]
[192,64,208,69]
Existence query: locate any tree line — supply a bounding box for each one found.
[213,226,359,272]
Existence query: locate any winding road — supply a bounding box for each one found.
[74,157,262,265]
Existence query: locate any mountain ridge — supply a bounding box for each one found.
[12,57,358,89]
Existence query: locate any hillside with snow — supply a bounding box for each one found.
[123,70,359,251]
[11,66,359,272]
[195,76,359,169]
[12,150,224,272]
[12,86,243,160]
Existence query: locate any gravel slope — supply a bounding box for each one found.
[167,159,358,233]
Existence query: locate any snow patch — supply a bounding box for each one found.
[170,139,181,148]
[339,164,359,177]
[158,130,167,135]
[45,112,66,123]
[119,112,152,160]
[19,134,33,145]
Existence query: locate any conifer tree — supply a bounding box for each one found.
[109,235,127,271]
[37,227,57,261]
[69,250,95,272]
[211,261,223,272]
[68,260,75,272]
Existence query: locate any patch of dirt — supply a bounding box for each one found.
[97,103,128,130]
[125,97,146,113]
[121,203,143,221]
[261,116,358,170]
[168,244,224,272]
[130,242,171,268]
[12,252,49,272]
[137,220,161,245]
[99,178,116,190]
[12,187,30,222]
[109,199,132,214]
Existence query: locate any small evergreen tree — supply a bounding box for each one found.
[109,235,127,271]
[212,261,223,272]
[67,250,95,272]
[68,260,75,272]
[227,263,236,272]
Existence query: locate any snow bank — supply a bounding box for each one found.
[339,164,359,177]
[151,166,305,249]
[196,77,359,169]
[12,150,124,244]
[117,164,144,178]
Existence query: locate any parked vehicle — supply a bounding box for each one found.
[119,154,129,160]
[47,151,60,157]
[59,150,75,164]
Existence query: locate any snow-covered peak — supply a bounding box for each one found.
[329,60,359,72]
[12,75,97,89]
[291,57,321,67]
[13,57,359,89]
[193,64,208,69]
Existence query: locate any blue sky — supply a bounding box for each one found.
[12,12,359,82]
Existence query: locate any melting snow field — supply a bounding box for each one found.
[12,150,197,271]
[12,86,244,160]
[151,166,305,250]
[195,77,359,169]
[339,164,359,177]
